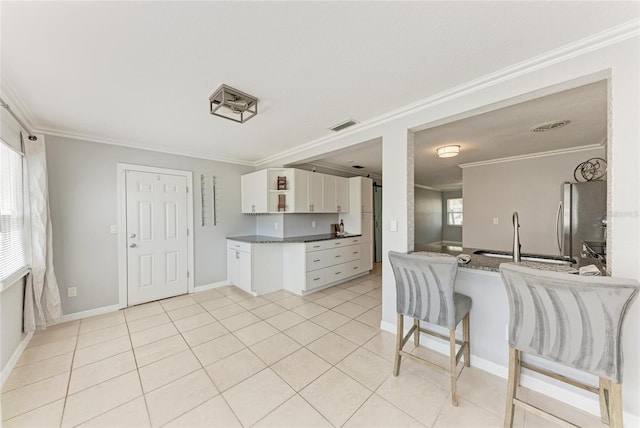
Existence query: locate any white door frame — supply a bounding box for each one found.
[117,163,195,308]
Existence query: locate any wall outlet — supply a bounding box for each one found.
[311,221,316,228]
[68,287,77,298]
[274,222,278,230]
[110,225,118,234]
[390,220,398,232]
[493,218,499,225]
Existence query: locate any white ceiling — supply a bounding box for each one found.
[295,80,607,188]
[1,2,637,164]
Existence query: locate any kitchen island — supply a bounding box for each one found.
[226,233,367,296]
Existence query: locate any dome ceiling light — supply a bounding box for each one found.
[436,145,460,158]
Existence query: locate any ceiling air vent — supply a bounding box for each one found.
[530,120,571,133]
[329,119,358,132]
[352,165,365,169]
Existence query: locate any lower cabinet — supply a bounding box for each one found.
[283,237,365,295]
[227,240,283,295]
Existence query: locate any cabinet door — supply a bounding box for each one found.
[237,250,253,293]
[241,170,268,213]
[309,172,324,213]
[361,213,373,242]
[361,177,373,213]
[361,240,373,272]
[294,169,310,213]
[336,177,349,213]
[227,249,239,285]
[322,175,337,213]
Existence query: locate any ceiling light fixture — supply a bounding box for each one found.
[209,84,258,124]
[436,145,460,158]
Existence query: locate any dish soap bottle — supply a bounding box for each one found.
[339,219,345,235]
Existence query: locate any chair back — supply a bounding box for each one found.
[499,263,639,383]
[388,251,458,329]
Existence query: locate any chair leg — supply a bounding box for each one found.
[463,313,470,367]
[413,318,420,347]
[608,381,623,428]
[504,347,520,428]
[393,313,404,376]
[450,328,458,406]
[599,377,610,424]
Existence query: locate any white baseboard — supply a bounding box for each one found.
[52,303,123,325]
[1,331,34,387]
[194,280,230,292]
[379,321,639,426]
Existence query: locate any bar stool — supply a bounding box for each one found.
[499,263,639,428]
[388,251,472,406]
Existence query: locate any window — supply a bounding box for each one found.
[0,141,26,283]
[447,198,463,226]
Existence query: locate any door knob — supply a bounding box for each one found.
[130,233,136,238]
[129,243,137,248]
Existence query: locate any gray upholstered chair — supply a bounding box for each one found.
[388,251,472,406]
[499,263,639,428]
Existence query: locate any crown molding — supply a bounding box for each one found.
[0,82,38,130]
[255,19,639,167]
[37,127,255,166]
[414,184,441,192]
[458,143,604,169]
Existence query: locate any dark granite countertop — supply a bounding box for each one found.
[412,244,606,275]
[227,233,362,244]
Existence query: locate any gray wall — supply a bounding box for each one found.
[1,279,26,372]
[256,213,338,238]
[414,187,442,246]
[442,190,463,243]
[46,135,256,315]
[462,147,605,254]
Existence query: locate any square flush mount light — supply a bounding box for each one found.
[209,84,258,123]
[436,145,460,158]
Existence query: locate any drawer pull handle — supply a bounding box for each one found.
[353,267,358,270]
[353,252,358,254]
[335,272,341,275]
[335,243,340,245]
[335,255,341,258]
[313,259,321,262]
[314,245,321,248]
[314,277,321,281]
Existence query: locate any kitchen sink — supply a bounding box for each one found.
[473,250,576,266]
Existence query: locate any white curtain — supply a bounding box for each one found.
[23,134,62,331]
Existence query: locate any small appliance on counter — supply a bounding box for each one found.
[332,220,346,236]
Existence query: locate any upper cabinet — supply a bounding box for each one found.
[241,170,268,213]
[241,168,348,214]
[322,175,349,213]
[294,169,324,213]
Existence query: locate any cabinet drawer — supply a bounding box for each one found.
[305,241,326,252]
[346,244,361,262]
[325,247,350,267]
[227,240,252,253]
[344,260,361,276]
[324,264,346,282]
[346,237,361,246]
[305,270,326,289]
[327,239,347,248]
[305,251,325,271]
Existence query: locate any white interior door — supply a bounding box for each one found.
[126,170,188,305]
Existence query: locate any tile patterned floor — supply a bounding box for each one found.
[2,264,607,427]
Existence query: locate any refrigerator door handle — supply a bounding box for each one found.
[556,201,563,253]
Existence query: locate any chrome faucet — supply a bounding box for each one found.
[512,211,521,262]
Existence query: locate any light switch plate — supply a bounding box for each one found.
[110,225,118,234]
[493,218,499,225]
[311,221,316,228]
[68,287,77,298]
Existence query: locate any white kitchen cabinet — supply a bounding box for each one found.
[227,240,283,295]
[341,177,373,272]
[241,170,268,213]
[283,237,364,295]
[322,175,349,213]
[294,169,324,213]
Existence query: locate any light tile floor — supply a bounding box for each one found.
[2,264,607,427]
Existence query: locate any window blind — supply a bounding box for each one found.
[0,140,26,282]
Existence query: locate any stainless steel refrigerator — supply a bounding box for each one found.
[557,181,606,260]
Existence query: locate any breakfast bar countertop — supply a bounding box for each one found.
[227,233,362,244]
[412,244,607,275]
